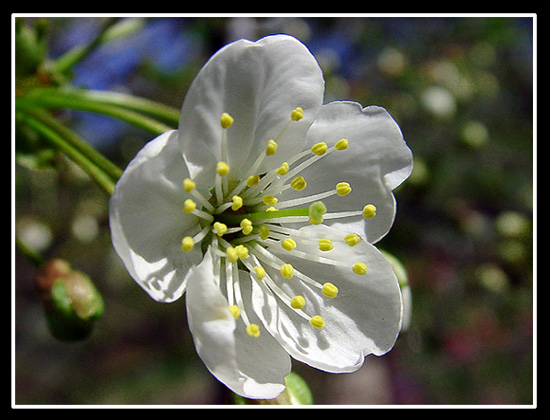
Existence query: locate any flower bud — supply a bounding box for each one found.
[380,250,412,331]
[35,259,104,341]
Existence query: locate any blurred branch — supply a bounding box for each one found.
[18,91,174,136]
[52,18,146,74]
[25,87,180,126]
[16,105,119,196]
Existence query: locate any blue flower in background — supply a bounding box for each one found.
[50,18,202,149]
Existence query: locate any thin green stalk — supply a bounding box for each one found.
[24,87,180,126]
[16,108,118,196]
[53,18,122,74]
[18,93,174,136]
[16,102,123,182]
[57,88,180,126]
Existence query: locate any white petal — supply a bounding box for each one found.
[252,224,403,373]
[282,101,413,243]
[178,35,324,182]
[186,248,290,399]
[109,130,202,302]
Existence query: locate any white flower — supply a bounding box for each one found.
[109,35,413,400]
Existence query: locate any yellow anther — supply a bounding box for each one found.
[181,236,194,252]
[309,315,325,329]
[311,142,328,156]
[216,161,230,176]
[290,107,304,121]
[353,262,368,275]
[266,139,278,156]
[259,225,270,240]
[220,112,234,129]
[247,175,260,187]
[213,222,228,237]
[290,176,307,191]
[318,238,334,252]
[228,305,240,320]
[231,195,243,211]
[275,162,289,175]
[336,182,352,196]
[344,233,361,247]
[240,218,253,235]
[246,324,261,338]
[266,206,278,212]
[322,282,339,298]
[362,204,377,219]
[226,247,238,263]
[280,263,294,279]
[281,238,297,251]
[183,178,196,193]
[290,295,306,309]
[235,244,249,259]
[253,266,266,280]
[335,138,349,150]
[262,195,278,206]
[184,198,197,213]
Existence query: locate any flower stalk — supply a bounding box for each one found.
[18,90,175,136]
[16,104,120,196]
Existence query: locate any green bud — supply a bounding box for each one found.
[15,18,48,78]
[35,259,104,341]
[380,250,412,331]
[380,250,409,288]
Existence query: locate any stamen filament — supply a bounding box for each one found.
[322,210,363,220]
[249,243,287,271]
[226,145,270,199]
[232,233,262,245]
[231,263,251,325]
[249,243,325,289]
[240,166,282,200]
[189,188,216,213]
[268,146,338,193]
[265,225,320,247]
[192,208,215,223]
[277,189,338,209]
[225,258,235,306]
[215,173,224,207]
[193,224,212,243]
[213,201,234,214]
[221,128,228,165]
[242,255,310,321]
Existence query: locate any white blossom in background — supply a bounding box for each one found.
[109,34,413,399]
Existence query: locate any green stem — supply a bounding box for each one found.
[16,107,118,196]
[26,87,180,126]
[53,18,122,74]
[17,102,123,182]
[18,92,174,136]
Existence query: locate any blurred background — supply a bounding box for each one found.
[14,15,534,405]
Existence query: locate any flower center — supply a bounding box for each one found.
[180,109,377,337]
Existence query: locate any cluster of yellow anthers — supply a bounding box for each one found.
[180,108,377,338]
